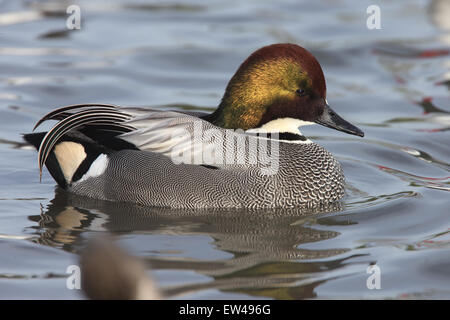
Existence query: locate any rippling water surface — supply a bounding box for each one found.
[0,0,449,299]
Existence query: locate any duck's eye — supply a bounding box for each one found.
[296,89,306,96]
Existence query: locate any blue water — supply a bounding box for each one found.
[0,0,449,299]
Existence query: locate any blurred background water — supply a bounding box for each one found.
[0,0,449,299]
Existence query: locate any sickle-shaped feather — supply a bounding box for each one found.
[37,108,134,181]
[33,103,120,131]
[38,110,131,165]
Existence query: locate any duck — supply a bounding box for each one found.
[81,237,161,300]
[24,43,364,209]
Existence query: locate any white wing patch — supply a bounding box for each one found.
[77,153,109,183]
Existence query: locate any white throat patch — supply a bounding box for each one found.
[259,118,314,133]
[246,118,313,143]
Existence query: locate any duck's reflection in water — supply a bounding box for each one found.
[28,188,355,299]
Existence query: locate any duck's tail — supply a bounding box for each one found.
[24,131,108,188]
[23,104,137,188]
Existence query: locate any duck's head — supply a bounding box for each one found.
[209,43,364,137]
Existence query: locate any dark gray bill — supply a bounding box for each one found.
[315,104,364,137]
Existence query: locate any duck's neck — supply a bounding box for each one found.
[202,100,265,130]
[202,107,312,142]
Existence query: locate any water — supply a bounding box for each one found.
[0,0,449,299]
